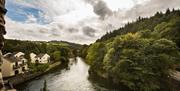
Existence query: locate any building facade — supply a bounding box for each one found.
[2,53,28,78]
[30,53,50,64]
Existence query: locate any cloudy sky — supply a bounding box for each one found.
[5,0,180,44]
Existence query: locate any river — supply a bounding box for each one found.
[15,57,111,91]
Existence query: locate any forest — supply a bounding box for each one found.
[84,9,180,91]
[2,39,82,63]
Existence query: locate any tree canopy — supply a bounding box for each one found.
[86,9,180,91]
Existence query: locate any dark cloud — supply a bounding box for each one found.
[57,24,64,29]
[103,0,180,30]
[39,29,48,33]
[50,33,60,37]
[27,29,33,33]
[82,26,96,37]
[124,0,180,20]
[85,0,112,19]
[67,28,79,33]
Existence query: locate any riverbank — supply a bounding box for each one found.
[88,69,130,91]
[88,69,180,91]
[5,61,61,86]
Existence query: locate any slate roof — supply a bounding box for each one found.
[35,53,45,58]
[4,56,21,63]
[4,53,23,63]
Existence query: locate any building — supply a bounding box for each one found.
[1,52,28,78]
[0,51,5,90]
[30,53,50,64]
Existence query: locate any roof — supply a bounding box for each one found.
[35,53,45,58]
[5,52,24,57]
[3,52,12,57]
[4,56,22,63]
[35,53,50,58]
[3,52,24,63]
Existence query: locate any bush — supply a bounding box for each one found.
[29,63,49,72]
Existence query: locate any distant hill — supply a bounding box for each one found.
[49,40,82,50]
[2,39,83,61]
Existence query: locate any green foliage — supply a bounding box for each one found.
[88,32,180,90]
[97,9,180,42]
[53,51,61,61]
[29,63,49,72]
[111,37,179,91]
[103,48,115,70]
[79,45,89,58]
[2,39,80,63]
[86,9,180,91]
[154,17,180,47]
[86,42,106,65]
[86,42,107,76]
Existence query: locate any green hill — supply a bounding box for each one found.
[2,39,82,62]
[97,9,180,48]
[85,9,180,91]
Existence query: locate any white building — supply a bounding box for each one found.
[30,53,50,64]
[1,52,28,78]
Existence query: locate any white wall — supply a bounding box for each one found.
[14,52,24,58]
[1,59,14,77]
[30,53,37,63]
[31,54,50,64]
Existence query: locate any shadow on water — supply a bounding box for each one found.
[88,73,131,91]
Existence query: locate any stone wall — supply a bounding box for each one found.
[0,0,7,90]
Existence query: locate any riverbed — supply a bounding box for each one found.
[15,57,111,91]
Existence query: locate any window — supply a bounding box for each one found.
[14,70,19,75]
[15,62,18,67]
[22,67,26,71]
[22,60,25,65]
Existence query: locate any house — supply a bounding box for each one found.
[14,52,24,58]
[30,53,50,64]
[1,52,28,78]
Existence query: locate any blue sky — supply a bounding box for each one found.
[6,0,47,24]
[4,0,180,44]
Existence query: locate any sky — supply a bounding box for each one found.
[5,0,180,44]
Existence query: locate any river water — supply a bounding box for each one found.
[16,57,111,91]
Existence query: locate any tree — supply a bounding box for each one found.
[166,8,171,15]
[86,8,180,91]
[40,80,49,91]
[86,42,106,65]
[87,32,180,91]
[154,18,180,47]
[53,51,61,61]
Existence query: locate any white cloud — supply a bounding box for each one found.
[103,0,135,11]
[26,15,37,23]
[6,0,180,44]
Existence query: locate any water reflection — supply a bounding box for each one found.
[16,57,100,91]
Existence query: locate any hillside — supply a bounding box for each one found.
[85,9,180,91]
[2,39,82,62]
[97,9,180,48]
